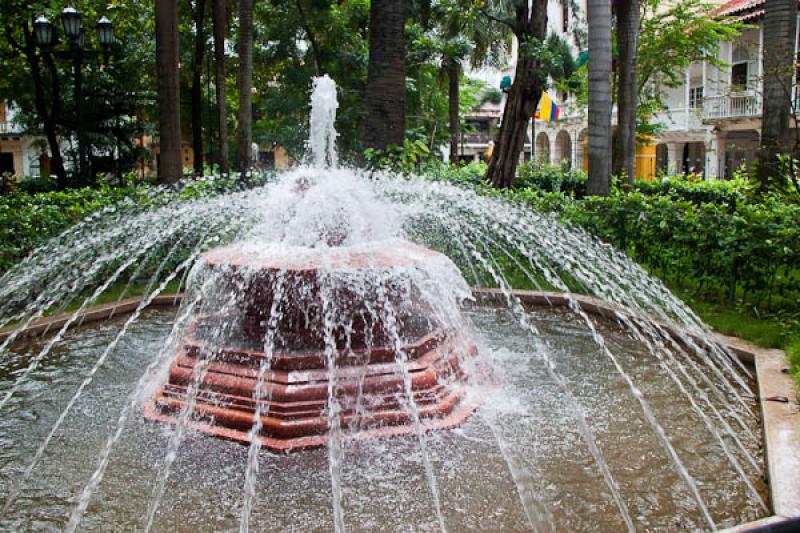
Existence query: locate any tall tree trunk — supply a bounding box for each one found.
[363,0,406,150]
[448,63,460,165]
[587,0,613,196]
[485,1,548,188]
[156,0,184,183]
[212,0,229,175]
[191,0,208,177]
[237,0,254,177]
[41,52,68,189]
[612,0,639,185]
[757,0,798,189]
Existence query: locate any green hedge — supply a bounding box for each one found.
[0,175,262,274]
[508,186,800,313]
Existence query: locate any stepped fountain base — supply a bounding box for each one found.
[145,241,480,452]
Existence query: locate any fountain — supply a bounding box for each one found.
[0,75,778,531]
[143,240,480,451]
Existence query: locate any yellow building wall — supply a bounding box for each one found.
[636,143,657,181]
[580,139,657,181]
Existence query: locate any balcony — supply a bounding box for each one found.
[652,107,704,132]
[703,92,761,121]
[0,121,24,135]
[461,132,492,145]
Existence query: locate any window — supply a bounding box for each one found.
[562,5,569,33]
[259,151,275,168]
[0,153,14,175]
[689,87,704,109]
[731,62,749,91]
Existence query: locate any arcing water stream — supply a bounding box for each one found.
[0,75,768,531]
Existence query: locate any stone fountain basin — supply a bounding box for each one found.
[0,301,772,532]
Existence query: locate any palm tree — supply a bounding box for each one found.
[237,0,255,177]
[612,0,639,185]
[190,0,208,177]
[212,0,229,175]
[363,0,407,150]
[480,0,549,189]
[757,0,798,189]
[437,3,510,165]
[587,0,612,196]
[155,0,183,183]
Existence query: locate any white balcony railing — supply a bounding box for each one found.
[652,107,704,132]
[703,92,762,121]
[0,122,24,135]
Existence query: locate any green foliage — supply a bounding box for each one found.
[251,0,370,161]
[0,174,264,273]
[434,160,800,320]
[515,161,587,196]
[788,338,800,389]
[15,175,60,194]
[631,174,753,205]
[0,185,137,272]
[364,138,432,174]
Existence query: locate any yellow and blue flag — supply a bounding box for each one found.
[535,92,559,122]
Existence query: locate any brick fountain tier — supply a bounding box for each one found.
[145,241,480,452]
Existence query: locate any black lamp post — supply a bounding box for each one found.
[33,7,114,184]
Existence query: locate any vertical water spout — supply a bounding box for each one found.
[309,74,339,169]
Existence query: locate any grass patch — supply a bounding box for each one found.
[787,338,800,389]
[680,294,800,389]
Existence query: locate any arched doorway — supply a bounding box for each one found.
[554,130,572,167]
[535,132,550,164]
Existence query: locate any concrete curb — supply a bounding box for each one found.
[0,294,183,343]
[2,288,798,531]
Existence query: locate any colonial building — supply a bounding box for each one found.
[463,0,796,180]
[0,100,47,178]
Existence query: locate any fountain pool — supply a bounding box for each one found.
[0,304,766,531]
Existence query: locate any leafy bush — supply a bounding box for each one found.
[422,160,488,186]
[507,187,800,313]
[632,173,752,206]
[14,176,61,194]
[514,161,587,196]
[0,174,267,273]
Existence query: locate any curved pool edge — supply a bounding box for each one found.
[2,288,798,531]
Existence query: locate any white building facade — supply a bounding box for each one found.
[462,0,797,181]
[0,100,46,178]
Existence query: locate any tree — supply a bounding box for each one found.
[237,0,254,176]
[1,18,68,189]
[248,1,369,161]
[757,0,798,189]
[587,0,612,195]
[612,0,639,185]
[190,0,208,177]
[433,1,510,165]
[480,0,549,189]
[212,0,229,175]
[363,0,407,151]
[156,0,183,183]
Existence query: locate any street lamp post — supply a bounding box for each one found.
[33,7,113,184]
